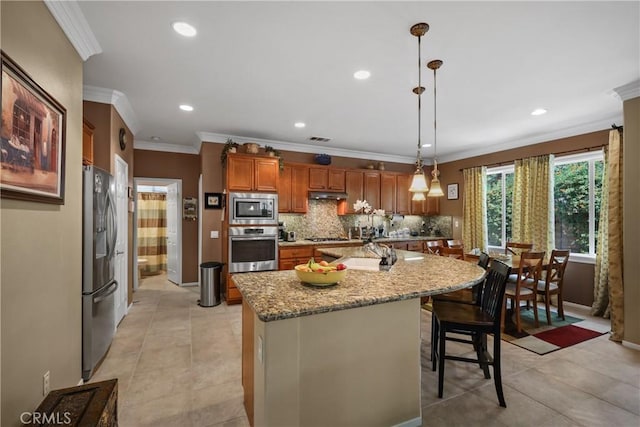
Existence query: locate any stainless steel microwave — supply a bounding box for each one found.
[229,192,278,225]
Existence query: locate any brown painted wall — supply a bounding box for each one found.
[200,143,225,268]
[437,129,610,306]
[82,101,111,172]
[134,149,201,283]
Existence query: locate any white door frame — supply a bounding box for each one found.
[114,155,128,325]
[133,177,183,287]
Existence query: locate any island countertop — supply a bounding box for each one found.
[232,247,486,322]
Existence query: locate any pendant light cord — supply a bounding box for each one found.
[416,35,423,169]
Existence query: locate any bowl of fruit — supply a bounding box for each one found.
[295,258,347,286]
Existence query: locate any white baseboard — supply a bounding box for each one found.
[622,340,640,351]
[392,416,422,427]
[77,378,84,386]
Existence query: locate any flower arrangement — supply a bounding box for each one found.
[353,199,385,217]
[221,138,240,167]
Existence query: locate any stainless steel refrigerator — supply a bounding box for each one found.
[82,165,119,381]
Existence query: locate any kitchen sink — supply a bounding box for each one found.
[340,257,386,271]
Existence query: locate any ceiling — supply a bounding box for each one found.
[71,1,639,164]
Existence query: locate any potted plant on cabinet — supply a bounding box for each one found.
[221,138,240,167]
[264,145,284,171]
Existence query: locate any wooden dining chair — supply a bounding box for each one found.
[446,239,464,249]
[432,260,510,407]
[536,249,570,324]
[504,241,533,256]
[424,240,443,255]
[440,246,464,260]
[503,251,545,333]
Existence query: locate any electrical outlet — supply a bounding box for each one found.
[43,371,50,396]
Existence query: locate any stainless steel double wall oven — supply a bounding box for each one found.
[228,192,279,273]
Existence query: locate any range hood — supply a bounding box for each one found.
[308,191,349,201]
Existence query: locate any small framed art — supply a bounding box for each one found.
[204,192,223,209]
[447,183,459,200]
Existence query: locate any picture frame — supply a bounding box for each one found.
[183,197,197,220]
[1,51,66,204]
[447,183,459,200]
[204,192,223,209]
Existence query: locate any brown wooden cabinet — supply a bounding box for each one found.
[82,119,94,165]
[380,173,397,214]
[309,167,345,192]
[341,170,364,214]
[396,174,411,215]
[280,164,309,213]
[227,154,278,192]
[279,245,314,270]
[363,171,380,209]
[411,194,440,215]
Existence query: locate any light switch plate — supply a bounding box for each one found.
[210,230,219,238]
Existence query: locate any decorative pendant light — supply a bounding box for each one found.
[427,59,444,197]
[408,23,429,200]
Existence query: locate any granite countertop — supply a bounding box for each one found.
[279,236,450,247]
[233,247,486,322]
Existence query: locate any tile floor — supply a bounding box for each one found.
[90,273,640,426]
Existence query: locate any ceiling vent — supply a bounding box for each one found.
[309,136,331,143]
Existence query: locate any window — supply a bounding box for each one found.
[553,151,604,255]
[486,166,514,248]
[485,151,604,258]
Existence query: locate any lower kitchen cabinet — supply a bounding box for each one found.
[279,245,314,270]
[226,272,243,304]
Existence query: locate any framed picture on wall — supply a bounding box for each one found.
[183,197,197,220]
[447,183,459,200]
[205,192,223,209]
[1,51,66,204]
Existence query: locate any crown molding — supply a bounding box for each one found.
[134,140,199,155]
[613,80,640,101]
[197,132,417,165]
[83,86,140,134]
[44,0,102,61]
[438,115,621,164]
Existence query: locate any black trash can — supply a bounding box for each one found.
[199,262,224,307]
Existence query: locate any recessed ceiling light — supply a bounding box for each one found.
[531,108,547,116]
[353,70,371,80]
[179,104,194,112]
[150,136,161,141]
[294,122,306,128]
[421,143,432,148]
[172,21,197,37]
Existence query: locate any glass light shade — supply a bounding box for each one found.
[409,171,429,193]
[428,177,444,197]
[412,191,426,201]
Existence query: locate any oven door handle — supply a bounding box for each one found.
[230,236,278,241]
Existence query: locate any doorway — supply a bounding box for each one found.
[114,155,128,325]
[133,178,182,289]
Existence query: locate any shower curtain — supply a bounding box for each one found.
[137,192,167,275]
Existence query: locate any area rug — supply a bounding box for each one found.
[501,308,609,355]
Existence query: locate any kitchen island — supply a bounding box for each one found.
[233,248,485,427]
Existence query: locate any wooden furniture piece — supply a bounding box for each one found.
[82,119,94,165]
[226,153,279,192]
[504,251,545,333]
[431,260,510,407]
[31,379,117,426]
[278,164,309,213]
[445,239,463,248]
[308,166,345,191]
[279,245,314,270]
[536,249,570,324]
[424,240,443,255]
[505,241,533,256]
[440,246,464,259]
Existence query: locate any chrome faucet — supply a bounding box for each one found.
[365,242,397,265]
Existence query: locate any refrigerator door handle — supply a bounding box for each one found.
[93,280,118,304]
[106,190,118,260]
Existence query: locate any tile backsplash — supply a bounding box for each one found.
[280,200,452,239]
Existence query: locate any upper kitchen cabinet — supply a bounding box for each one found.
[395,174,411,215]
[411,195,440,215]
[340,170,364,214]
[82,119,94,165]
[227,154,279,192]
[308,167,345,192]
[380,173,397,214]
[279,164,309,213]
[363,171,380,210]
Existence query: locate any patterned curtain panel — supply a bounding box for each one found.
[462,166,487,251]
[600,130,624,342]
[137,192,167,275]
[593,147,610,317]
[512,154,554,255]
